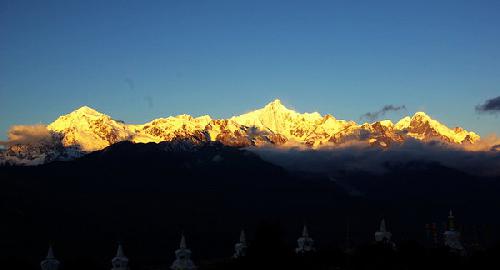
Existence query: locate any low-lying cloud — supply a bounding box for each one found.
[251,139,500,177]
[476,96,500,113]
[361,105,407,122]
[3,123,500,176]
[0,125,56,146]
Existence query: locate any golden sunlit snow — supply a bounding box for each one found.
[42,99,480,152]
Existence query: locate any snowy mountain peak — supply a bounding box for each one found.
[47,106,130,152]
[264,98,286,109]
[1,100,482,164]
[231,99,324,137]
[259,99,299,119]
[48,106,116,130]
[72,106,105,117]
[400,111,480,144]
[412,111,432,120]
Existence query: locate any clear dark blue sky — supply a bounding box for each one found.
[1,0,500,139]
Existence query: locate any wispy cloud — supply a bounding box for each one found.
[361,105,407,122]
[476,96,500,113]
[144,96,154,109]
[124,77,135,92]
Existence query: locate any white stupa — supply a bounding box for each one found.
[111,243,129,270]
[40,246,60,270]
[295,225,315,254]
[443,210,465,254]
[374,219,397,249]
[171,234,197,270]
[233,230,247,258]
[374,219,392,243]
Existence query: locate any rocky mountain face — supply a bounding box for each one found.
[0,100,480,164]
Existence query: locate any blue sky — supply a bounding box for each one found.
[1,0,500,140]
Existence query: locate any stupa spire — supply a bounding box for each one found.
[448,210,455,231]
[111,243,129,270]
[443,210,465,255]
[374,218,396,249]
[46,246,55,259]
[302,225,309,238]
[239,229,246,243]
[179,234,187,249]
[296,224,315,254]
[233,229,248,259]
[116,244,125,258]
[40,245,60,270]
[380,219,387,232]
[171,234,196,270]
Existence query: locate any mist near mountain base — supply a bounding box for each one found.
[251,139,500,177]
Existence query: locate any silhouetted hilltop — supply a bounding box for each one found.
[0,141,499,270]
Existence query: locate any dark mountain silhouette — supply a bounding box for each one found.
[0,141,499,269]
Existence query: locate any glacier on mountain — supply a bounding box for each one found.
[0,99,483,164]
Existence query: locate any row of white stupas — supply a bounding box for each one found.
[40,211,464,270]
[40,234,199,270]
[373,211,465,254]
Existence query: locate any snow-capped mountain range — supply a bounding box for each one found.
[1,99,480,164]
